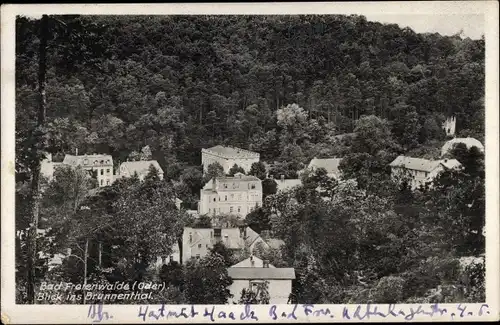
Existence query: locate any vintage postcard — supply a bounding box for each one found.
[1,1,499,323]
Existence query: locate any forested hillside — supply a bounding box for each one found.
[15,15,485,305]
[16,15,484,175]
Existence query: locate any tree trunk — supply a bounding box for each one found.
[26,14,49,304]
[82,238,89,304]
[98,241,102,267]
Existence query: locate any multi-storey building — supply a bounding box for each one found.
[116,160,164,181]
[201,145,259,174]
[181,226,262,263]
[389,156,462,189]
[198,173,262,217]
[62,154,114,187]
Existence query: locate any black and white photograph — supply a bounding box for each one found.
[1,2,499,323]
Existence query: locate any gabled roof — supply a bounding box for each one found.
[440,159,462,170]
[389,156,462,172]
[203,175,262,192]
[63,154,113,167]
[231,256,276,268]
[227,267,296,280]
[308,158,342,176]
[120,160,163,176]
[203,145,259,158]
[389,156,440,172]
[441,137,484,156]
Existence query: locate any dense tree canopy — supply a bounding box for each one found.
[15,14,485,305]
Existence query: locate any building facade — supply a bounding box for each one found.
[389,156,462,189]
[201,145,260,174]
[181,226,262,263]
[62,154,114,187]
[227,256,295,304]
[117,160,164,181]
[198,173,262,217]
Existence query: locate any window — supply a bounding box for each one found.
[169,256,174,263]
[100,179,103,186]
[213,198,216,202]
[94,160,98,165]
[83,159,88,165]
[225,195,227,201]
[100,160,104,164]
[198,244,202,248]
[251,184,256,189]
[196,254,200,259]
[224,184,228,189]
[106,160,110,164]
[238,206,241,213]
[106,180,110,185]
[106,169,110,174]
[230,206,233,213]
[209,208,211,213]
[100,169,104,175]
[189,233,192,243]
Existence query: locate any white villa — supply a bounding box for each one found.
[198,173,262,217]
[62,153,114,187]
[389,156,462,189]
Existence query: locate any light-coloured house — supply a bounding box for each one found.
[227,256,295,304]
[441,137,484,157]
[202,145,260,174]
[198,173,262,217]
[389,156,462,189]
[181,226,268,263]
[63,154,114,187]
[304,157,342,179]
[117,160,164,181]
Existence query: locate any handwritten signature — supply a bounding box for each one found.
[87,302,491,322]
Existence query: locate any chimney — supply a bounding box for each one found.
[250,255,255,267]
[75,148,78,156]
[263,259,269,268]
[269,174,273,180]
[212,178,216,191]
[280,174,285,182]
